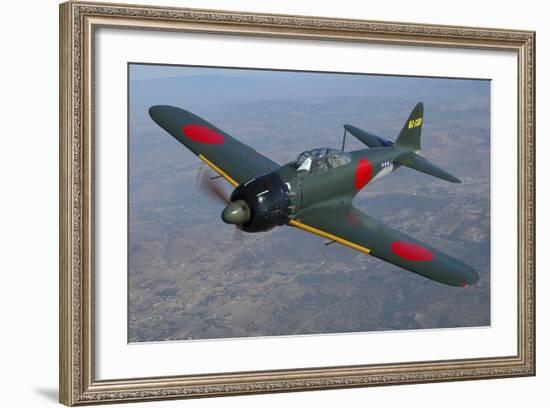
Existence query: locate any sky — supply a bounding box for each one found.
[129,63,490,95]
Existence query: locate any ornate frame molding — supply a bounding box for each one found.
[59,1,535,405]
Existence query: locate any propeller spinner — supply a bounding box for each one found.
[221,199,251,225]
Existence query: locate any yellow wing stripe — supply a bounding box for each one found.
[288,219,372,255]
[198,154,239,187]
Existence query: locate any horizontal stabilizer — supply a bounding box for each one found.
[344,124,393,148]
[395,152,461,183]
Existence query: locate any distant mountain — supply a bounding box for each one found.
[129,71,490,119]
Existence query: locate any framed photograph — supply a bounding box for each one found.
[59,1,535,405]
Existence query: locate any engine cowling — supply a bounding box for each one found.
[224,172,291,233]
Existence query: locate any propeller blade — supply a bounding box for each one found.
[195,166,230,204]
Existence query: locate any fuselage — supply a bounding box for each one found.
[276,146,403,216]
[227,145,406,232]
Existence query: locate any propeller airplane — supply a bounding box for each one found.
[149,102,479,288]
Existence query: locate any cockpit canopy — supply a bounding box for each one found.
[292,148,352,174]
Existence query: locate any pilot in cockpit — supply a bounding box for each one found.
[293,148,351,175]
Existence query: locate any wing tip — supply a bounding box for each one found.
[148,105,169,123]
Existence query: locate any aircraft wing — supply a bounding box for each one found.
[149,105,279,186]
[289,205,479,287]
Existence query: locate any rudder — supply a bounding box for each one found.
[395,102,423,151]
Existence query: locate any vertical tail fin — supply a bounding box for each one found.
[395,102,423,151]
[393,102,461,183]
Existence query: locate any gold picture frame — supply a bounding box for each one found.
[59,1,535,405]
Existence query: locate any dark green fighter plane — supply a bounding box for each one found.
[149,102,479,288]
